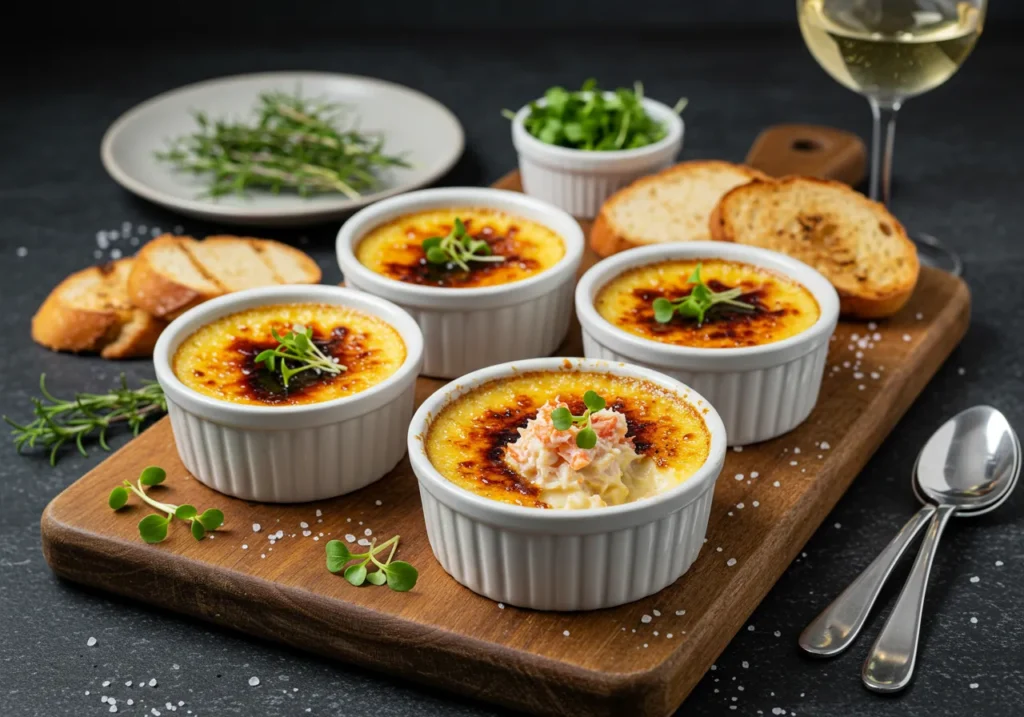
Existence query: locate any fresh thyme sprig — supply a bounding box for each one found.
[550,391,607,449]
[156,90,409,199]
[326,536,418,592]
[652,263,754,327]
[254,325,345,389]
[422,217,505,272]
[4,374,167,466]
[108,466,224,543]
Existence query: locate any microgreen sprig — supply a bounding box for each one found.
[652,263,754,327]
[325,537,418,592]
[550,390,607,449]
[422,217,505,272]
[254,325,345,388]
[108,466,224,543]
[4,374,167,466]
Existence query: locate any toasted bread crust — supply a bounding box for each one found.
[100,309,167,359]
[127,235,224,320]
[31,289,120,354]
[710,176,919,319]
[590,160,769,258]
[250,239,322,284]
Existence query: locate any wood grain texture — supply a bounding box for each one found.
[745,124,867,186]
[41,171,969,717]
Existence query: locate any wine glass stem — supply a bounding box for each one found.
[868,98,902,205]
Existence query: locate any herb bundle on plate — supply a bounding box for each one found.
[505,79,687,151]
[157,91,409,199]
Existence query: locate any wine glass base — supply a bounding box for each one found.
[911,232,963,277]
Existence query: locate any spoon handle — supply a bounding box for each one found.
[798,504,936,657]
[862,503,957,692]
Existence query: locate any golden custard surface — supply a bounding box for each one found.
[595,259,820,348]
[424,371,711,508]
[173,303,406,406]
[356,208,565,288]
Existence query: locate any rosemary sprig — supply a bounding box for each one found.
[4,374,167,465]
[551,391,607,449]
[109,466,224,543]
[652,263,754,326]
[156,90,409,199]
[423,217,505,272]
[254,325,345,389]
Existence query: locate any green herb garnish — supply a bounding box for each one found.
[422,217,505,273]
[550,391,607,449]
[254,325,345,389]
[326,536,418,592]
[108,466,224,543]
[503,78,687,151]
[156,90,409,199]
[652,264,754,327]
[4,374,167,466]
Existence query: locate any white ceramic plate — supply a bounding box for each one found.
[101,72,465,226]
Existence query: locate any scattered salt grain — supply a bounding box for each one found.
[242,544,248,550]
[742,660,750,667]
[652,609,661,616]
[498,603,505,609]
[302,530,312,537]
[750,471,759,478]
[737,503,744,509]
[357,539,371,547]
[958,367,966,376]
[87,637,97,647]
[345,533,356,542]
[747,625,754,632]
[103,681,111,687]
[902,334,912,342]
[835,522,841,529]
[249,676,261,687]
[970,576,980,583]
[970,616,978,624]
[774,630,781,637]
[148,678,157,687]
[641,614,652,624]
[300,521,309,529]
[996,560,1004,567]
[820,442,830,450]
[315,509,322,517]
[734,473,744,481]
[727,558,737,567]
[152,709,161,716]
[127,700,134,706]
[733,446,743,452]
[773,481,780,487]
[563,630,570,637]
[667,633,673,639]
[375,499,383,506]
[790,460,798,466]
[676,610,685,616]
[853,372,864,380]
[364,528,373,536]
[125,680,132,686]
[916,312,924,320]
[110,248,123,260]
[253,523,261,532]
[16,246,27,257]
[261,554,266,559]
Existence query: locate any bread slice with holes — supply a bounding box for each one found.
[709,176,919,319]
[590,160,770,257]
[32,258,167,359]
[127,234,322,320]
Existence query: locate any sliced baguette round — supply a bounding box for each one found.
[590,160,769,257]
[251,238,322,284]
[128,235,224,320]
[709,176,919,319]
[32,258,166,359]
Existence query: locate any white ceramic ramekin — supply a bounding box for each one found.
[153,285,424,503]
[510,95,684,219]
[576,242,841,446]
[408,357,726,611]
[336,187,584,379]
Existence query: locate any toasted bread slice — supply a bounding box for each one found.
[590,160,769,257]
[32,258,166,359]
[184,236,280,291]
[128,235,224,320]
[251,239,322,284]
[709,177,919,318]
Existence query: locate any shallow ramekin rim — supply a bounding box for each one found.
[335,187,585,309]
[407,357,727,529]
[575,242,841,367]
[153,284,424,426]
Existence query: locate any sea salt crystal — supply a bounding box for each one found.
[641,614,652,623]
[737,503,744,509]
[152,709,161,716]
[676,610,685,616]
[302,530,311,537]
[667,633,673,639]
[315,509,322,517]
[103,681,111,687]
[87,637,97,647]
[750,471,759,478]
[820,442,830,450]
[563,630,570,637]
[773,481,781,487]
[790,460,798,466]
[774,630,781,637]
[652,609,661,616]
[345,533,356,542]
[16,246,27,257]
[375,499,383,506]
[970,682,979,689]
[916,312,924,320]
[734,473,744,481]
[853,372,864,379]
[357,539,371,547]
[242,544,248,549]
[733,446,743,452]
[727,558,737,567]
[970,616,978,624]
[970,576,980,583]
[300,521,309,529]
[753,501,760,507]
[364,528,372,536]
[125,680,132,686]
[742,660,750,667]
[958,367,966,376]
[835,522,842,529]
[902,334,912,342]
[498,603,505,609]
[249,676,261,687]
[996,560,1004,567]
[148,678,157,687]
[253,523,261,532]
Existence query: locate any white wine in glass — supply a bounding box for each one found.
[797,0,986,274]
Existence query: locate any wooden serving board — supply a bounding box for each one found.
[42,172,969,717]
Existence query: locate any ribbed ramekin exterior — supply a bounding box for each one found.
[517,155,675,220]
[582,331,829,446]
[418,478,715,611]
[166,383,415,503]
[391,280,575,379]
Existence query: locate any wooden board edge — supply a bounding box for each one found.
[40,503,671,717]
[648,271,971,710]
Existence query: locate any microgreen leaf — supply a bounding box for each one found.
[421,236,443,251]
[175,504,198,520]
[365,570,387,586]
[550,406,573,431]
[384,561,419,592]
[426,246,449,264]
[326,540,352,573]
[652,298,676,323]
[197,509,224,531]
[108,486,129,510]
[138,514,170,544]
[575,427,598,450]
[139,466,167,486]
[652,263,755,326]
[422,217,504,271]
[254,325,345,388]
[190,519,206,541]
[344,563,368,586]
[583,390,606,412]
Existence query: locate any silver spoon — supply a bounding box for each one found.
[799,406,1019,660]
[862,405,1020,692]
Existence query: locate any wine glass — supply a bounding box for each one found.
[797,0,986,275]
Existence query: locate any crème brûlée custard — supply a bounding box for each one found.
[355,208,565,288]
[425,371,710,509]
[173,303,406,406]
[595,258,820,348]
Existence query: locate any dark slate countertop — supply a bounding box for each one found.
[1,29,1022,717]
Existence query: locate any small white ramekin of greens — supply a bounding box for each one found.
[505,79,686,218]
